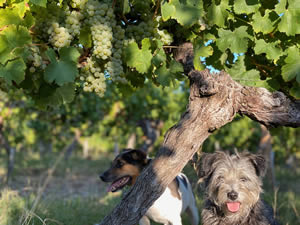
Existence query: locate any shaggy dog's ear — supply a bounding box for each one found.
[249,154,267,178]
[197,152,221,181]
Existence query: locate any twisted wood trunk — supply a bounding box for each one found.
[99,44,300,225]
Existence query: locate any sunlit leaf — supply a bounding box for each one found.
[0,58,26,85]
[124,39,152,74]
[216,26,252,53]
[281,46,300,82]
[254,39,283,61]
[44,47,79,86]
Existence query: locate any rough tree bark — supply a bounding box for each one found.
[99,44,300,225]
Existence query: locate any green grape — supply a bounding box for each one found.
[155,29,173,45]
[65,10,84,37]
[48,22,73,49]
[80,57,107,97]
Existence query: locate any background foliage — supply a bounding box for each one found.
[0,0,300,225]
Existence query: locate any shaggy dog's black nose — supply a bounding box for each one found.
[227,191,238,200]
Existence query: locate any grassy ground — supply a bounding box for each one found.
[0,150,299,225]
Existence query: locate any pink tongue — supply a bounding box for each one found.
[107,177,129,192]
[227,202,240,213]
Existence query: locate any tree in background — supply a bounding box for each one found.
[0,0,300,224]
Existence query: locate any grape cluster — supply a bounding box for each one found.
[70,0,88,9]
[155,29,173,45]
[126,20,154,43]
[65,10,84,37]
[48,22,72,49]
[27,46,46,73]
[80,57,106,96]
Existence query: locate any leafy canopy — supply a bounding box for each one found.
[0,0,299,109]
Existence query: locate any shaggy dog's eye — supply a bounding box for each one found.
[240,177,248,182]
[116,161,124,168]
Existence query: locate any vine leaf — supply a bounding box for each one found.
[193,40,213,70]
[161,0,203,27]
[155,60,183,86]
[207,0,230,28]
[0,58,26,85]
[252,10,274,34]
[276,0,300,35]
[290,83,300,99]
[226,55,272,89]
[0,8,22,27]
[124,38,152,74]
[79,26,92,48]
[254,39,283,62]
[44,47,80,86]
[29,0,47,7]
[0,25,32,64]
[216,26,252,53]
[234,0,260,14]
[35,83,75,108]
[281,46,300,82]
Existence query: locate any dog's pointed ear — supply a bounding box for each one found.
[249,154,267,177]
[130,149,149,165]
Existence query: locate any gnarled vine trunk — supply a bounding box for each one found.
[99,44,300,225]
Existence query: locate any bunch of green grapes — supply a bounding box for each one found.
[48,22,73,49]
[125,19,155,43]
[33,0,127,96]
[65,9,84,37]
[27,46,46,73]
[80,57,106,96]
[155,29,173,45]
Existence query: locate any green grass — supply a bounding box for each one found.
[0,150,300,225]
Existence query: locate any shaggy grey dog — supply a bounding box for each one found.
[198,151,280,225]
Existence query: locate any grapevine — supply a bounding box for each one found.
[0,0,299,107]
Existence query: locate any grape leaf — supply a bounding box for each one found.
[56,83,76,103]
[0,25,31,64]
[0,58,26,85]
[207,0,230,28]
[227,55,273,89]
[290,83,300,99]
[234,0,260,14]
[0,8,22,27]
[124,39,152,74]
[79,27,92,48]
[14,1,29,17]
[274,0,286,14]
[155,64,172,86]
[254,39,283,61]
[122,0,130,14]
[161,0,203,27]
[216,26,252,53]
[252,10,274,34]
[155,60,183,86]
[34,83,75,108]
[193,40,213,70]
[278,8,300,36]
[44,47,80,86]
[30,0,47,7]
[281,46,300,82]
[161,2,175,21]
